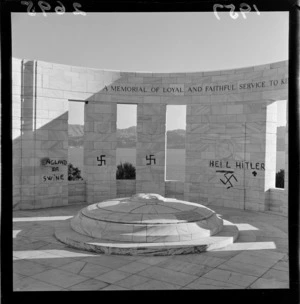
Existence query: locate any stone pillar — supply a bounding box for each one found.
[185,103,212,205]
[244,101,277,212]
[34,61,69,209]
[136,104,166,195]
[14,60,69,209]
[18,60,36,209]
[84,102,117,204]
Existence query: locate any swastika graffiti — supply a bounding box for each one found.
[216,170,238,189]
[146,155,156,165]
[97,155,106,166]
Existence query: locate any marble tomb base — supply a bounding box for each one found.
[55,193,239,256]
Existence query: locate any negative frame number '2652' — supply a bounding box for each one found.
[21,1,86,16]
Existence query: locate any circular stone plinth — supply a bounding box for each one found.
[55,193,239,256]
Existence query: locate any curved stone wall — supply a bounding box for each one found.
[12,58,288,214]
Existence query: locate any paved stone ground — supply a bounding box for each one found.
[13,204,289,291]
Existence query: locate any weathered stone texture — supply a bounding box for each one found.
[84,103,117,204]
[136,103,166,196]
[68,181,86,204]
[12,58,288,214]
[116,180,136,198]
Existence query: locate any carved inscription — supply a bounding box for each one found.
[102,78,288,95]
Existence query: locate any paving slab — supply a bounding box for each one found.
[116,261,151,274]
[31,268,89,288]
[114,274,151,289]
[101,284,129,290]
[32,256,79,268]
[13,237,50,250]
[13,260,51,277]
[184,277,243,289]
[156,258,213,276]
[227,251,281,268]
[261,268,289,282]
[272,260,289,272]
[217,260,270,277]
[82,255,132,269]
[137,266,198,286]
[132,279,182,290]
[36,242,70,250]
[13,273,26,283]
[67,278,109,290]
[14,276,63,291]
[200,250,240,259]
[249,278,289,289]
[175,254,227,267]
[203,268,257,287]
[12,204,289,291]
[95,270,132,284]
[58,260,87,274]
[136,256,167,266]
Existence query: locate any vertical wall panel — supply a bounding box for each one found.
[136,103,166,195]
[84,102,117,204]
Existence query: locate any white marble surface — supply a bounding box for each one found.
[55,219,238,256]
[68,194,225,244]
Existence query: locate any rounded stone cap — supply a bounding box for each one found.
[57,194,239,253]
[81,193,216,224]
[70,194,224,243]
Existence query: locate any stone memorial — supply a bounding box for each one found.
[55,193,238,255]
[12,58,288,216]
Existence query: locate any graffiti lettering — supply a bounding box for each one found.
[41,158,67,166]
[235,161,265,170]
[209,160,231,168]
[209,160,265,170]
[42,174,64,182]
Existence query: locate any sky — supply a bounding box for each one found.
[12,12,288,128]
[117,104,137,129]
